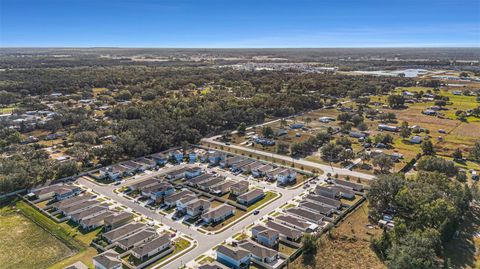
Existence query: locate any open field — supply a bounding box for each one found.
[0,201,74,269]
[291,202,385,269]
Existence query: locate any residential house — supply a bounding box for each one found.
[80,212,114,231]
[241,162,264,173]
[141,182,175,202]
[333,186,355,199]
[198,177,224,192]
[378,124,398,132]
[93,249,122,269]
[305,194,341,209]
[315,186,340,199]
[185,167,203,179]
[150,153,168,165]
[230,181,249,196]
[423,109,437,116]
[128,177,161,192]
[103,212,134,231]
[220,156,244,168]
[349,131,368,139]
[51,194,92,211]
[230,159,254,172]
[210,180,235,195]
[130,234,171,261]
[170,150,184,163]
[116,228,157,251]
[275,215,318,232]
[299,201,334,217]
[102,223,146,244]
[285,208,323,224]
[166,167,188,180]
[188,151,197,163]
[163,190,194,208]
[70,206,109,223]
[334,179,364,191]
[30,185,81,201]
[185,199,210,218]
[176,195,198,212]
[289,123,304,129]
[238,241,279,264]
[251,164,274,178]
[198,263,229,269]
[409,135,423,144]
[319,116,335,123]
[202,150,225,165]
[251,226,280,247]
[135,157,157,170]
[265,221,303,242]
[101,164,130,180]
[60,200,99,216]
[216,245,250,269]
[187,174,215,187]
[275,169,297,185]
[122,160,145,173]
[237,189,264,205]
[201,204,235,224]
[265,167,285,181]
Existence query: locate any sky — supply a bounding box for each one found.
[0,0,479,48]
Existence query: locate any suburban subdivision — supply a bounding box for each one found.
[0,48,479,269]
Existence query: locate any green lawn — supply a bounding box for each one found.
[0,201,75,269]
[149,238,192,268]
[247,191,279,212]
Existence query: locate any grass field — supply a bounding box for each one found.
[0,202,74,269]
[291,202,385,269]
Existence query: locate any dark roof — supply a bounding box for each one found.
[276,215,311,229]
[60,200,98,214]
[80,211,114,227]
[216,245,250,260]
[103,223,146,242]
[131,234,171,257]
[70,205,108,220]
[51,194,92,209]
[305,194,341,208]
[237,189,264,202]
[299,201,333,215]
[286,207,323,222]
[238,241,278,259]
[164,190,194,204]
[104,212,133,226]
[265,221,302,240]
[93,249,121,269]
[202,204,235,219]
[117,228,157,248]
[334,179,364,190]
[129,177,161,190]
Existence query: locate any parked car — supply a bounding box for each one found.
[253,210,260,215]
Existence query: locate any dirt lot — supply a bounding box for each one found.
[291,202,385,269]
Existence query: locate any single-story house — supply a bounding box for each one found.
[134,157,157,170]
[80,211,114,231]
[334,179,364,191]
[187,174,215,187]
[314,186,340,199]
[237,189,264,206]
[150,153,168,165]
[378,124,398,132]
[131,234,171,261]
[230,159,255,172]
[51,194,92,211]
[102,223,146,244]
[122,160,145,172]
[423,109,437,116]
[104,212,134,231]
[289,123,304,129]
[319,116,335,123]
[216,245,250,269]
[285,207,323,224]
[276,129,288,136]
[349,131,368,139]
[275,215,318,232]
[220,156,244,168]
[241,161,264,173]
[170,150,184,163]
[163,190,194,208]
[70,206,109,223]
[60,200,99,216]
[198,177,224,192]
[265,221,303,242]
[128,177,161,192]
[409,135,423,144]
[251,225,280,247]
[116,228,157,251]
[166,167,188,180]
[30,184,81,201]
[185,167,203,179]
[305,194,341,209]
[238,241,279,264]
[251,164,274,178]
[230,181,249,196]
[210,180,235,195]
[93,249,122,269]
[299,201,334,217]
[201,204,235,224]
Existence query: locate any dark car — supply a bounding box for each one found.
[253,210,260,215]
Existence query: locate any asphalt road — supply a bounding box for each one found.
[77,166,308,269]
[202,134,375,180]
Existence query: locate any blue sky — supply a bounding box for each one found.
[1,0,479,47]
